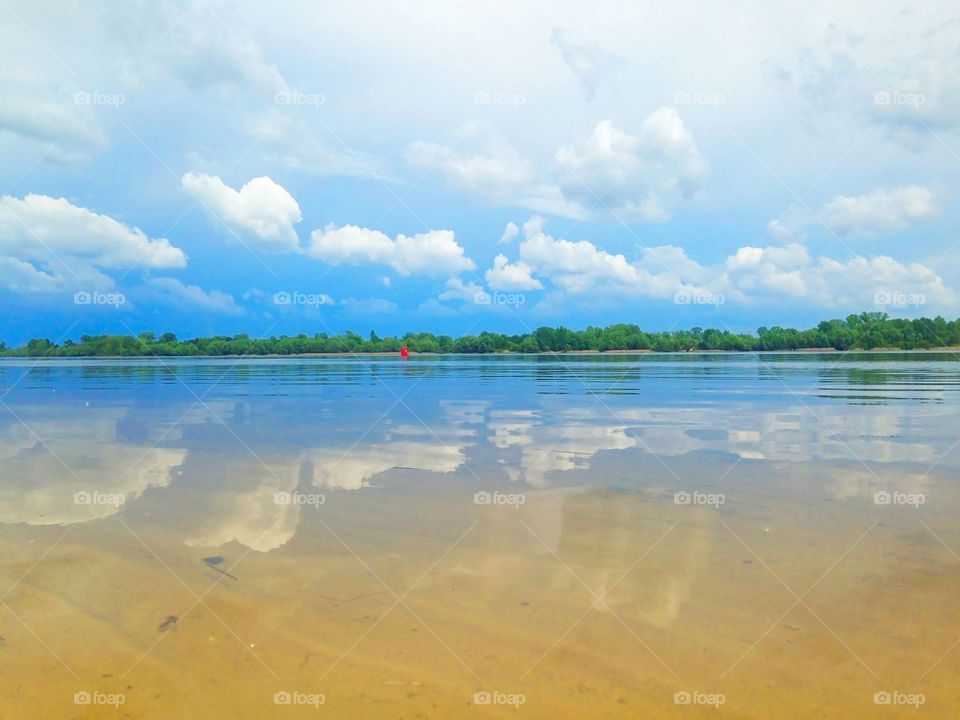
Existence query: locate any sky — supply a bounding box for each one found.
[1,0,958,344]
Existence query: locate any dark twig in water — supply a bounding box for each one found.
[158,616,178,632]
[202,556,238,581]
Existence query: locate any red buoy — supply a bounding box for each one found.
[400,346,408,358]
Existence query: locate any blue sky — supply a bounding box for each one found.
[1,0,958,344]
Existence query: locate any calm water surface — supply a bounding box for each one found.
[1,353,958,718]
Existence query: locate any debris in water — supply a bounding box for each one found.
[158,616,178,632]
[202,556,238,580]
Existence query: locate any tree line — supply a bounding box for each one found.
[2,312,959,357]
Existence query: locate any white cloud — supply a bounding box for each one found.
[145,277,245,316]
[515,216,957,310]
[499,221,519,244]
[0,193,185,293]
[485,253,543,291]
[0,256,60,294]
[768,186,941,241]
[438,277,484,302]
[406,109,707,222]
[305,224,392,264]
[722,243,813,297]
[719,244,956,309]
[518,216,655,293]
[553,111,709,221]
[181,172,302,251]
[821,186,940,237]
[307,224,475,276]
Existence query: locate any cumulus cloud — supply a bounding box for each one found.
[553,111,709,221]
[720,243,956,309]
[722,243,813,297]
[768,185,940,241]
[514,216,957,309]
[485,254,543,291]
[307,224,475,276]
[407,109,708,222]
[499,221,519,244]
[0,193,185,293]
[821,186,940,237]
[181,172,302,251]
[518,216,658,294]
[438,277,485,302]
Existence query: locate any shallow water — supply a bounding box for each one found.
[1,352,958,718]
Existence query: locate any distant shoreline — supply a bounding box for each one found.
[3,314,958,357]
[3,347,960,361]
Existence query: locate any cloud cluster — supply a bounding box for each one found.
[463,216,957,310]
[182,172,303,250]
[407,109,709,222]
[0,193,185,293]
[1,1,958,325]
[181,172,479,279]
[821,186,939,237]
[554,111,709,221]
[307,225,475,276]
[769,185,940,240]
[485,254,543,291]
